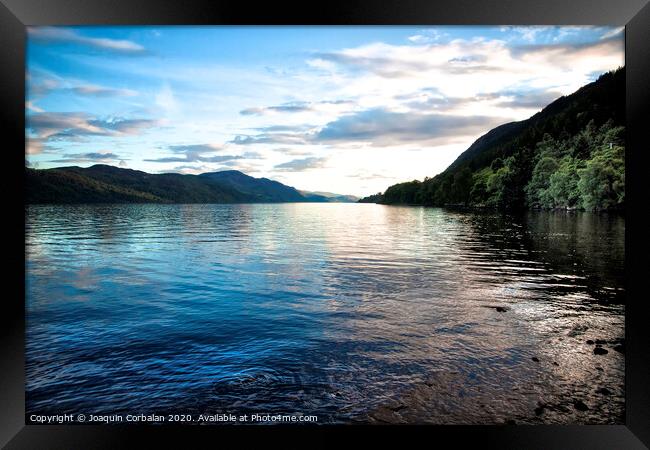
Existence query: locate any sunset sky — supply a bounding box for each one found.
[26,26,624,197]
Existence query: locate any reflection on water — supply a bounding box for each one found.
[25,204,625,424]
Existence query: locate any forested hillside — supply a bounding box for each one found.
[26,165,355,204]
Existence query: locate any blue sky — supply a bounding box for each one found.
[26,26,624,196]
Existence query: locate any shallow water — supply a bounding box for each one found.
[25,204,625,424]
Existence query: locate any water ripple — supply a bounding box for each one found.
[25,204,625,423]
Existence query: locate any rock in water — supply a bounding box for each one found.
[593,347,609,355]
[574,400,589,411]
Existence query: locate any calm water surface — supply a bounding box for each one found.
[25,204,625,424]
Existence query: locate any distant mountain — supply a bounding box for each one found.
[199,170,306,202]
[299,190,359,203]
[26,165,357,204]
[359,67,625,211]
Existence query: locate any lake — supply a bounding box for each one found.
[25,203,625,424]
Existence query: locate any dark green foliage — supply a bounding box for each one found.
[383,180,422,204]
[525,156,560,208]
[450,167,473,205]
[371,67,625,211]
[358,193,384,203]
[548,157,581,208]
[577,144,625,210]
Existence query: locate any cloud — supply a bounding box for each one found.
[274,157,328,172]
[600,27,624,40]
[71,85,137,97]
[28,113,109,139]
[315,43,494,79]
[407,29,450,44]
[25,100,44,113]
[510,34,623,61]
[145,154,244,163]
[26,112,158,153]
[28,113,156,138]
[155,84,177,114]
[25,138,45,155]
[144,143,261,164]
[240,100,354,116]
[28,27,146,54]
[402,88,563,112]
[168,144,223,154]
[500,26,552,42]
[309,32,622,95]
[48,151,124,164]
[230,133,311,146]
[495,90,564,109]
[28,72,137,99]
[273,147,314,156]
[347,172,393,181]
[169,161,262,175]
[315,108,508,146]
[167,164,223,175]
[240,102,315,116]
[314,49,433,78]
[253,124,315,133]
[89,117,158,135]
[239,107,265,116]
[28,77,60,96]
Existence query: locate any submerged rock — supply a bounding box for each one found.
[389,404,407,412]
[532,357,540,362]
[597,387,612,395]
[369,406,400,423]
[482,305,510,313]
[593,347,609,355]
[568,324,589,337]
[574,400,589,411]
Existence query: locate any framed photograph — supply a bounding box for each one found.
[2,0,649,447]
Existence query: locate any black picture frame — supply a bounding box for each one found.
[2,1,649,448]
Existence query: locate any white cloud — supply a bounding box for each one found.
[28,27,146,53]
[155,83,178,115]
[407,29,449,44]
[601,27,624,40]
[500,26,552,42]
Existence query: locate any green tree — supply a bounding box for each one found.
[578,145,625,210]
[525,156,559,208]
[451,167,473,205]
[548,157,581,208]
